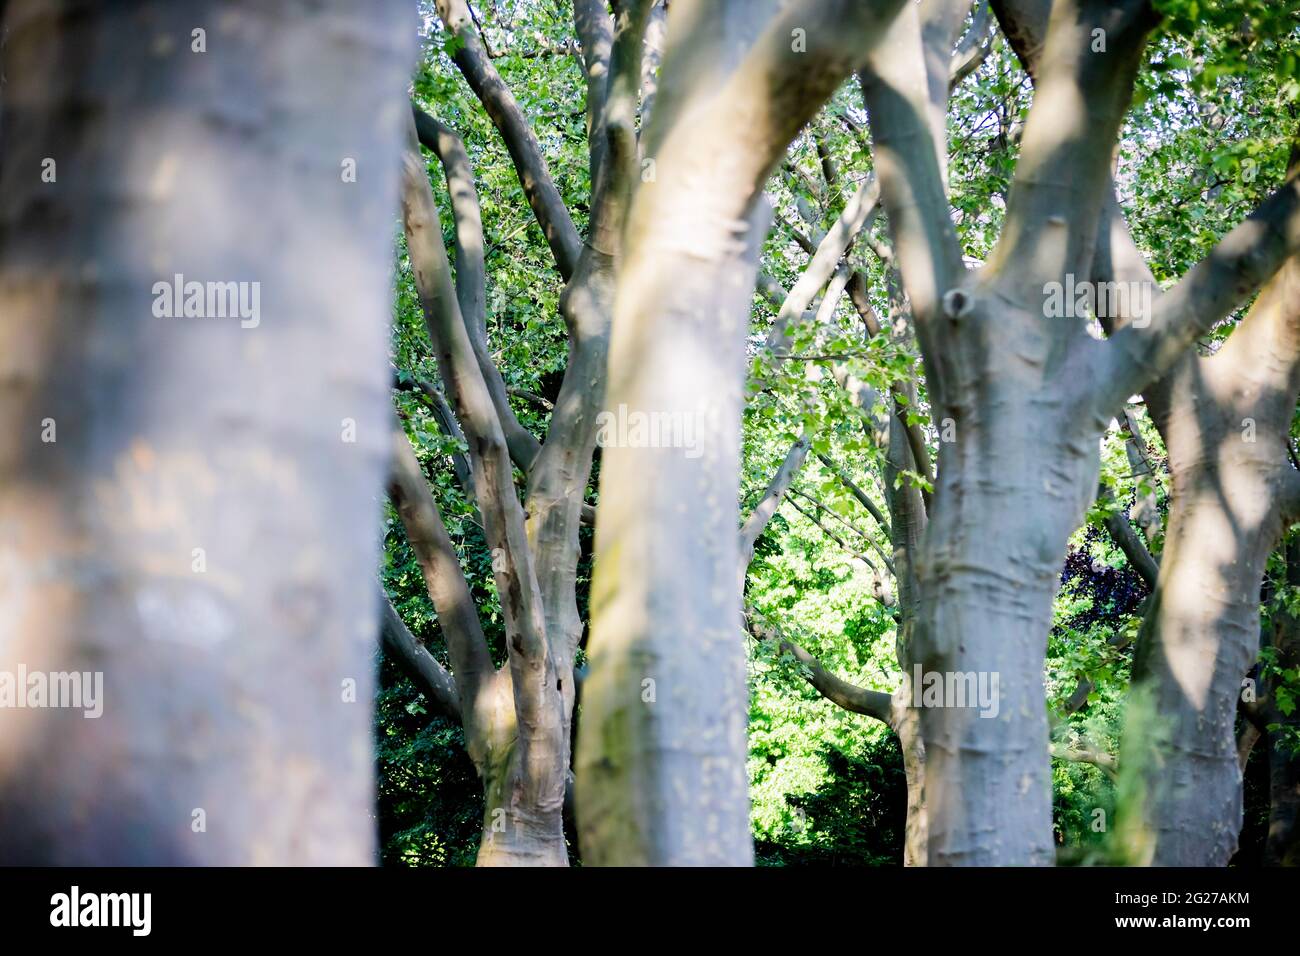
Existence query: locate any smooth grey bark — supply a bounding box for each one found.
[0,0,414,863]
[384,1,650,866]
[1119,239,1300,865]
[956,0,1300,868]
[861,0,1161,865]
[575,0,910,867]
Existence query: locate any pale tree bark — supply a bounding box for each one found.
[0,0,414,863]
[384,1,652,865]
[576,0,910,866]
[874,0,1300,865]
[861,0,1297,864]
[1108,165,1300,864]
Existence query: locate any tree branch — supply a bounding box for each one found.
[773,175,882,340]
[746,607,894,722]
[573,0,616,189]
[433,0,582,280]
[789,487,897,579]
[387,430,494,711]
[1100,170,1300,409]
[379,591,462,722]
[1050,738,1118,780]
[393,371,477,506]
[739,433,812,578]
[585,0,654,256]
[1099,488,1160,589]
[400,123,551,690]
[637,0,668,135]
[817,452,894,540]
[411,106,544,473]
[948,1,994,91]
[986,0,1157,298]
[857,4,967,351]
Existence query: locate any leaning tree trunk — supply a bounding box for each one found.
[1122,408,1285,865]
[0,0,414,863]
[1119,238,1300,866]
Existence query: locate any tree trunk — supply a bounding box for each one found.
[575,0,908,868]
[1123,454,1276,865]
[476,739,569,867]
[914,382,1100,865]
[1120,243,1300,865]
[891,685,928,867]
[0,0,414,863]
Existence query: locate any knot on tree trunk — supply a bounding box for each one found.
[942,288,974,320]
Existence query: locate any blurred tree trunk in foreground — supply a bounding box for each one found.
[0,0,414,863]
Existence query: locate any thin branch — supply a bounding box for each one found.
[380,592,462,723]
[817,452,894,540]
[739,433,812,578]
[773,175,882,342]
[507,386,555,411]
[387,430,494,710]
[788,486,896,577]
[746,606,894,722]
[433,0,582,279]
[948,1,994,92]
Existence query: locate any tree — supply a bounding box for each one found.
[1114,150,1300,865]
[0,0,415,863]
[574,0,912,866]
[850,0,1300,864]
[384,0,652,865]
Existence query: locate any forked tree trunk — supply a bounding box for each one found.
[473,673,570,867]
[0,0,414,863]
